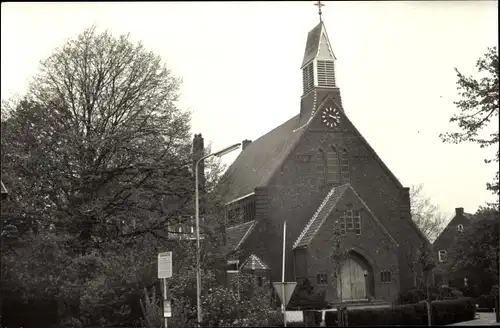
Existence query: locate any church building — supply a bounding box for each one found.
[216,10,429,305]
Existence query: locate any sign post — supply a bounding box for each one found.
[158,252,173,328]
[272,221,298,327]
[273,282,297,327]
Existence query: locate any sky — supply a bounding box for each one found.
[1,1,498,220]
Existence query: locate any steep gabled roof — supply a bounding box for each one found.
[294,183,398,249]
[226,220,257,252]
[432,210,475,246]
[219,115,306,203]
[241,254,270,271]
[301,21,336,68]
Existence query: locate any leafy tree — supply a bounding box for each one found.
[447,205,499,296]
[0,25,229,326]
[440,46,499,197]
[410,184,446,243]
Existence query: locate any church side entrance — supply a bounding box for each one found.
[336,257,368,301]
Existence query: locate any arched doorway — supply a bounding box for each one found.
[336,252,373,301]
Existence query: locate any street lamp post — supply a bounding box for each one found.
[195,142,241,326]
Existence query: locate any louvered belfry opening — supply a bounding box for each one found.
[317,60,335,87]
[302,62,314,94]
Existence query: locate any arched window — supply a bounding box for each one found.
[316,148,326,185]
[326,146,340,184]
[457,224,464,233]
[340,148,350,183]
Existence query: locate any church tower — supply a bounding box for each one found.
[298,4,343,128]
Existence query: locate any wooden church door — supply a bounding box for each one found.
[337,258,367,301]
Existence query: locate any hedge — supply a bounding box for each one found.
[321,297,475,326]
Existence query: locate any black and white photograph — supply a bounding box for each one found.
[1,1,498,327]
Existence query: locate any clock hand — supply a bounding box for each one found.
[329,115,337,119]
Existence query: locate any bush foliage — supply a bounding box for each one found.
[323,297,475,326]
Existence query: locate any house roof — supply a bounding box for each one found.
[218,114,306,203]
[226,220,257,252]
[432,211,475,246]
[240,254,270,271]
[294,183,398,249]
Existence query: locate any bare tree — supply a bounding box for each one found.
[0,26,224,250]
[410,184,447,243]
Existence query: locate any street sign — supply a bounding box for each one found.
[163,300,172,318]
[158,252,172,278]
[273,282,297,307]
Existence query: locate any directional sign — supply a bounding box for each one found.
[273,282,297,307]
[158,252,172,278]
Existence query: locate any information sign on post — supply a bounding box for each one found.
[158,252,172,279]
[164,300,172,318]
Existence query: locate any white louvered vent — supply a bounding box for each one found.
[302,63,314,94]
[317,60,336,87]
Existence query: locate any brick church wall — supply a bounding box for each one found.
[257,98,423,296]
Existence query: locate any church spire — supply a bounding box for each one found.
[301,3,337,96]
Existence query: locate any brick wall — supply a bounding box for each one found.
[256,91,423,295]
[307,189,399,303]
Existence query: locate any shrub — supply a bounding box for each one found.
[398,287,426,304]
[302,310,322,326]
[475,294,497,309]
[323,298,474,326]
[288,279,327,310]
[431,297,475,325]
[398,285,464,305]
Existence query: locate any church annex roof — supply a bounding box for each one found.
[241,254,270,271]
[218,114,306,203]
[226,220,257,252]
[294,183,398,249]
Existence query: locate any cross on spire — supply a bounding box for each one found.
[314,1,325,22]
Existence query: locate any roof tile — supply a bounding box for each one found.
[226,220,256,252]
[218,115,306,203]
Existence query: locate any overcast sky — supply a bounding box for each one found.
[1,1,498,219]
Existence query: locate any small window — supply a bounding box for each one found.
[346,209,354,230]
[317,273,328,285]
[381,270,392,283]
[457,224,464,232]
[340,150,350,182]
[354,211,361,235]
[438,250,447,262]
[338,216,346,235]
[227,260,239,272]
[257,276,263,287]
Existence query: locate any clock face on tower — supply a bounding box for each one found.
[321,107,340,128]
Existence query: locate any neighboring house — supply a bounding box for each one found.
[214,18,429,306]
[432,207,475,288]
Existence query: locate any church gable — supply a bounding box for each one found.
[294,183,398,249]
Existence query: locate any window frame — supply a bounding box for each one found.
[317,273,328,285]
[380,270,392,283]
[438,250,447,262]
[338,216,347,235]
[354,210,361,235]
